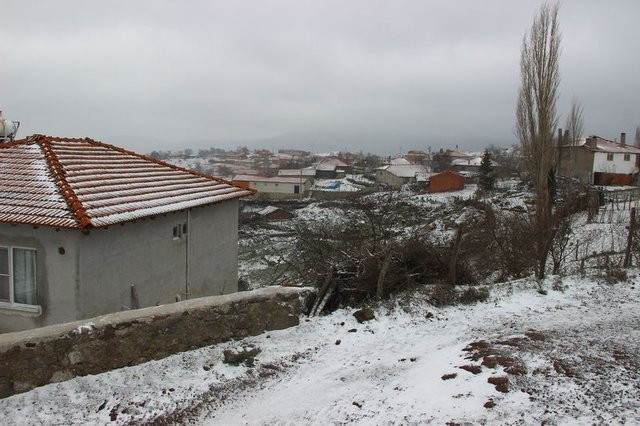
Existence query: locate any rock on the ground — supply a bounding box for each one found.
[353,308,375,323]
[223,345,261,365]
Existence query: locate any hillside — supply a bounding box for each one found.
[1,275,638,424]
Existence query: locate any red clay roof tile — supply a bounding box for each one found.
[0,135,254,229]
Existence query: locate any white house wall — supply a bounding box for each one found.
[251,181,300,194]
[593,152,637,174]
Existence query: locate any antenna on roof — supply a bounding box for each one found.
[0,111,20,143]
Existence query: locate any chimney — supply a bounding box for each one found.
[586,136,597,149]
[621,132,626,147]
[564,129,569,144]
[557,128,563,145]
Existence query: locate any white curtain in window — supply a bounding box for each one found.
[13,248,36,305]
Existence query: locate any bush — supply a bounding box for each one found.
[604,267,628,284]
[429,285,457,307]
[458,287,490,305]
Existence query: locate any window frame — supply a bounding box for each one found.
[624,154,631,161]
[606,153,614,161]
[0,246,40,314]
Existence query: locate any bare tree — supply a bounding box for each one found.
[565,97,584,143]
[516,2,561,279]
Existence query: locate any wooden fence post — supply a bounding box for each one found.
[624,208,636,268]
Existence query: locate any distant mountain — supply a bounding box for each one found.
[106,131,514,156]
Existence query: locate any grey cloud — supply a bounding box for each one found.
[2,0,639,154]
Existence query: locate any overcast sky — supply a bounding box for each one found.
[3,0,639,154]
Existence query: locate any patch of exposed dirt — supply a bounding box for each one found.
[460,320,640,422]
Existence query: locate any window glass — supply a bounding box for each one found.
[0,276,9,302]
[13,248,37,305]
[0,248,8,275]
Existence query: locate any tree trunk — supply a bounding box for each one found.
[376,255,392,298]
[624,208,636,268]
[449,226,464,285]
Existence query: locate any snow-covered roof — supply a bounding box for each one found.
[0,135,253,229]
[448,149,472,159]
[389,158,412,166]
[278,167,316,177]
[451,156,499,167]
[563,136,640,154]
[378,165,428,178]
[316,158,348,171]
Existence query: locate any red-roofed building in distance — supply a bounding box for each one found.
[0,135,253,332]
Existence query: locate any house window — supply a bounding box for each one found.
[0,247,37,307]
[294,185,300,194]
[606,153,614,161]
[624,154,631,161]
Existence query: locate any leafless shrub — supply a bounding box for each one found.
[550,179,590,274]
[458,287,490,305]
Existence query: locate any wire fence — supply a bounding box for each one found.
[588,188,640,224]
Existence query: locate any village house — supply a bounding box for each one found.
[375,164,429,189]
[0,135,253,333]
[314,158,349,179]
[428,171,465,193]
[232,175,311,199]
[278,166,317,183]
[431,148,472,172]
[404,150,430,165]
[557,133,640,185]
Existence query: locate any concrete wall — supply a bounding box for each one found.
[77,201,240,319]
[188,201,239,297]
[558,147,595,183]
[375,169,408,189]
[0,286,314,398]
[0,225,80,333]
[250,180,310,195]
[0,200,241,333]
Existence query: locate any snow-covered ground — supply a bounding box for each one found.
[2,275,639,425]
[311,176,368,192]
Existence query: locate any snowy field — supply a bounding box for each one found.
[1,274,639,425]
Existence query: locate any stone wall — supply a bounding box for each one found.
[0,286,314,398]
